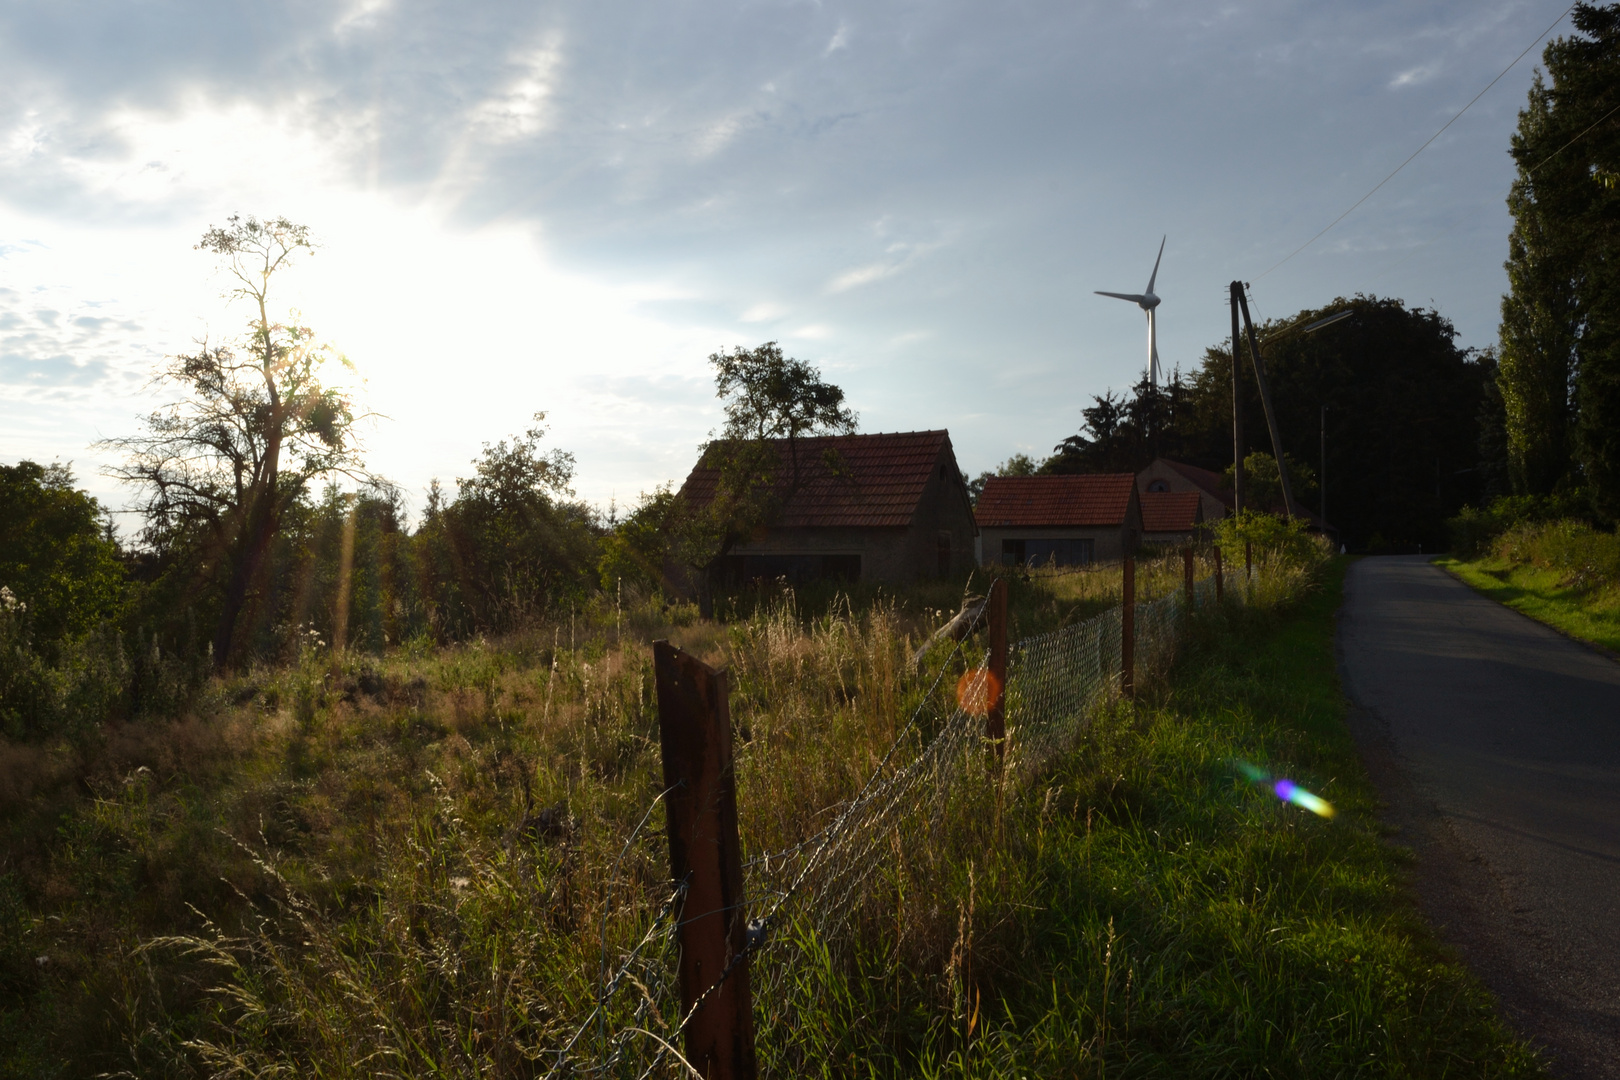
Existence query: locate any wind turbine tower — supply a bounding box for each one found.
[1095,236,1167,387]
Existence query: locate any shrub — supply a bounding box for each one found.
[1492,520,1620,591]
[1212,510,1328,571]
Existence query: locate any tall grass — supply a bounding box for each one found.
[0,550,1535,1077]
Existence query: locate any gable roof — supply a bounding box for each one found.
[1140,490,1202,533]
[678,430,958,528]
[974,474,1136,528]
[1158,459,1231,506]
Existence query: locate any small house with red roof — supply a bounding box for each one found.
[1136,458,1230,523]
[676,430,977,585]
[973,474,1142,567]
[1139,490,1205,546]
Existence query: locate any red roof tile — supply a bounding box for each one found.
[1140,491,1202,533]
[974,474,1135,528]
[678,430,957,528]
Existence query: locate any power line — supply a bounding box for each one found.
[1368,98,1620,283]
[1257,2,1577,280]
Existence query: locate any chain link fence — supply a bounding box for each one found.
[548,559,1244,1078]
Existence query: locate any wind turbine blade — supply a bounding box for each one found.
[1145,235,1165,294]
[1095,291,1148,303]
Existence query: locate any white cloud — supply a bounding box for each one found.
[826,262,897,293]
[472,36,565,142]
[740,301,788,322]
[1389,62,1440,89]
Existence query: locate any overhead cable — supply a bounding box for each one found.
[1257,2,1577,280]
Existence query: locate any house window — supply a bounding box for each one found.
[1001,538,1094,568]
[937,531,952,577]
[1147,480,1169,493]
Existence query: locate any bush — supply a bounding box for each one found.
[1447,492,1594,558]
[1212,510,1329,571]
[1492,520,1620,591]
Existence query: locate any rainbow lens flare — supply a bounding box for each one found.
[1235,760,1335,819]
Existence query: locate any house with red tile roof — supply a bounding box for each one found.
[676,430,977,584]
[1136,458,1230,524]
[1139,490,1205,546]
[973,474,1142,567]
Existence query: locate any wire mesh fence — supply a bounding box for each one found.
[547,557,1245,1078]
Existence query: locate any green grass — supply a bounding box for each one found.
[1436,555,1620,653]
[0,558,1541,1077]
[783,560,1544,1077]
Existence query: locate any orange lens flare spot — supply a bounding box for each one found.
[955,668,1003,717]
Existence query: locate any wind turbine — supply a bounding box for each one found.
[1095,236,1166,387]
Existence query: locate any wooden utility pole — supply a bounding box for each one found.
[1229,282,1246,514]
[653,642,757,1080]
[1121,557,1135,698]
[986,578,1008,761]
[1235,286,1300,519]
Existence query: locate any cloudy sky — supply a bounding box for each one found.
[0,0,1574,526]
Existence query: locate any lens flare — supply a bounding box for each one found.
[955,668,1002,717]
[1235,760,1335,819]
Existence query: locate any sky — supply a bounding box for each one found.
[0,0,1578,529]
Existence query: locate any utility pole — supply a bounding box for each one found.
[1320,405,1327,525]
[1235,285,1299,519]
[1229,282,1245,514]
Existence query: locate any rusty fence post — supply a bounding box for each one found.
[1182,547,1195,611]
[1121,556,1135,698]
[986,577,1007,761]
[652,641,757,1080]
[1214,546,1224,603]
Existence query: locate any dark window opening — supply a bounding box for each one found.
[1001,538,1094,568]
[1147,480,1169,493]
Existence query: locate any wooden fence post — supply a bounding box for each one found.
[1244,540,1253,585]
[653,641,757,1080]
[1214,546,1224,603]
[986,577,1007,760]
[1182,547,1195,610]
[1121,556,1135,698]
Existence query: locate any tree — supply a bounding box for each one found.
[710,341,857,486]
[644,343,857,597]
[1498,5,1620,513]
[0,461,126,647]
[101,216,370,667]
[967,453,1040,505]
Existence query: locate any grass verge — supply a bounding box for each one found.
[899,558,1544,1076]
[1435,555,1620,654]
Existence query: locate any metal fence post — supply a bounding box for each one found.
[652,641,757,1080]
[1121,556,1135,698]
[1214,546,1224,603]
[986,577,1007,761]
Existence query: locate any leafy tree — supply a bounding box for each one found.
[1498,5,1620,513]
[100,216,370,667]
[673,344,858,586]
[1044,371,1199,475]
[416,414,598,634]
[967,453,1040,505]
[1221,453,1316,514]
[0,461,126,647]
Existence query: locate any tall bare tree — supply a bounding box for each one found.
[102,216,371,667]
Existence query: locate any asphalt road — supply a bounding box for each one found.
[1338,556,1620,1078]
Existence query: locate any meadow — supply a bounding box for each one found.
[0,551,1541,1078]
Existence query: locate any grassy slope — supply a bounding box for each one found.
[874,559,1543,1077]
[1435,556,1620,653]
